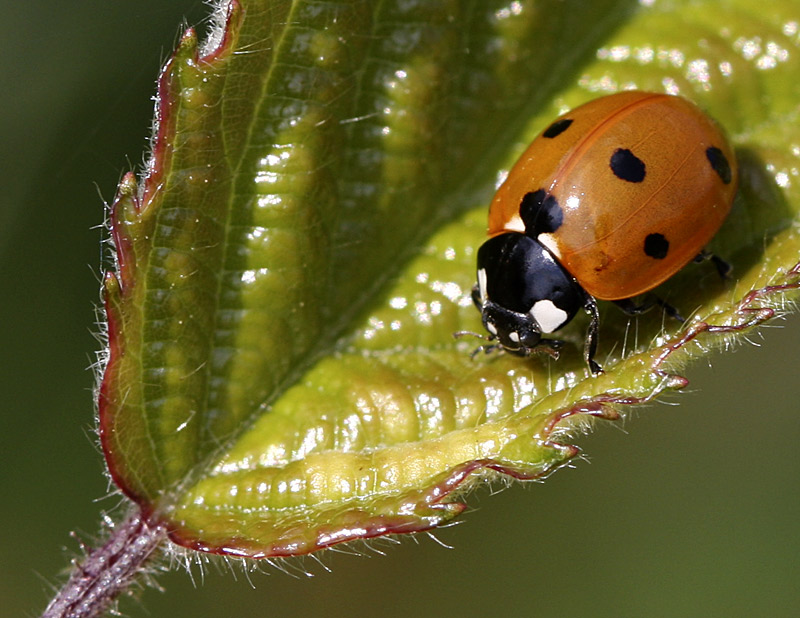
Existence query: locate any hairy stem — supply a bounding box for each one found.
[42,509,166,618]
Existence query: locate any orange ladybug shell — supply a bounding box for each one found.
[487,91,737,300]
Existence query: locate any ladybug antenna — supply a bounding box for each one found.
[453,330,503,359]
[452,330,493,342]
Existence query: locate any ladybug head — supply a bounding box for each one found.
[478,300,542,354]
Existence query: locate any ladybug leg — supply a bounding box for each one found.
[536,338,564,361]
[614,297,685,323]
[469,342,503,359]
[582,293,603,375]
[694,249,733,279]
[613,297,655,315]
[470,283,482,309]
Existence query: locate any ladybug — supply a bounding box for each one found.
[472,91,737,373]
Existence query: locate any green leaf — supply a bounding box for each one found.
[100,0,800,557]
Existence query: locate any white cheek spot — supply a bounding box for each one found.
[477,268,488,302]
[530,299,568,333]
[508,331,520,343]
[486,321,498,336]
[504,214,526,234]
[537,233,562,259]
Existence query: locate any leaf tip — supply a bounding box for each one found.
[176,27,200,61]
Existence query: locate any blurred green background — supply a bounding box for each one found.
[2,3,798,617]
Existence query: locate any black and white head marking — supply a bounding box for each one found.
[474,233,585,354]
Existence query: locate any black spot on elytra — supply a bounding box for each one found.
[542,118,573,139]
[610,148,646,183]
[519,189,563,236]
[644,233,669,259]
[706,146,732,184]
